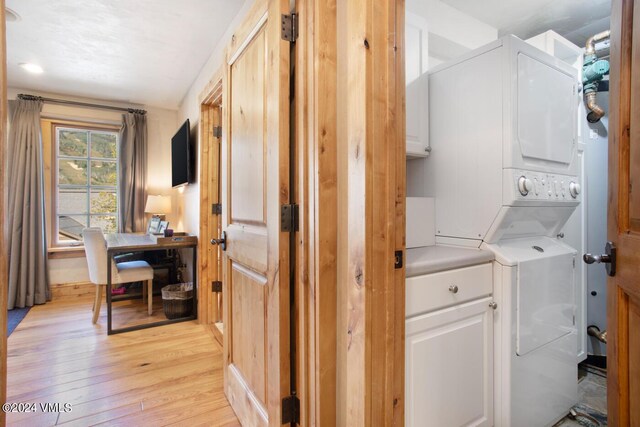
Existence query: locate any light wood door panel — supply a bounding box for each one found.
[608,0,640,425]
[221,0,291,425]
[198,102,223,326]
[230,29,266,225]
[230,262,267,405]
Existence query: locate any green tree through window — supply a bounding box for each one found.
[56,126,119,243]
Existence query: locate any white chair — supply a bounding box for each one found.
[83,228,155,324]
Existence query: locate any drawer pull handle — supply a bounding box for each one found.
[448,285,459,294]
[489,301,498,310]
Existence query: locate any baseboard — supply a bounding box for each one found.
[51,282,95,299]
[584,354,607,370]
[203,323,224,347]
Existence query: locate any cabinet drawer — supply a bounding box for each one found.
[406,263,492,318]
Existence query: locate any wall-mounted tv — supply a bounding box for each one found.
[171,119,192,187]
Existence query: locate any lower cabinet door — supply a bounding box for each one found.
[405,297,494,427]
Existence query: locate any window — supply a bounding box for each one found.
[54,126,119,244]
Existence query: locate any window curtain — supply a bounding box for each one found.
[7,98,51,309]
[118,112,147,233]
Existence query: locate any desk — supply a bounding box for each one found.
[106,233,198,335]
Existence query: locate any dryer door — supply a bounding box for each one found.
[515,243,576,356]
[517,53,576,166]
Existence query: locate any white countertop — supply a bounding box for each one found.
[405,245,495,277]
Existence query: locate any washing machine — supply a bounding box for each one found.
[425,35,582,426]
[485,237,577,426]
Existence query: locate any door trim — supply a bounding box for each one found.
[293,0,338,424]
[0,2,8,425]
[607,0,636,424]
[336,0,406,425]
[198,77,223,329]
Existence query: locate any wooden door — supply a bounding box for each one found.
[198,98,223,329]
[608,0,640,425]
[221,0,291,425]
[0,2,7,425]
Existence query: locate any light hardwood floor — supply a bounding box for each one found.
[6,295,240,426]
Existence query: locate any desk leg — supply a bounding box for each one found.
[107,253,112,335]
[193,246,197,321]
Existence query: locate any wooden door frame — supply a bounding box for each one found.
[195,1,341,424]
[335,0,406,425]
[198,71,224,336]
[297,0,406,424]
[294,0,338,424]
[0,2,7,425]
[607,0,638,424]
[193,0,405,424]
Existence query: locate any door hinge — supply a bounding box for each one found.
[280,204,299,232]
[394,250,403,269]
[281,13,298,42]
[281,395,300,425]
[212,203,222,215]
[212,281,222,292]
[213,126,222,138]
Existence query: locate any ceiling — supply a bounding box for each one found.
[5,0,244,108]
[441,0,611,47]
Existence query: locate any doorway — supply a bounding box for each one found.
[198,76,224,344]
[402,0,640,425]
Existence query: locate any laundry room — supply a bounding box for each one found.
[403,0,612,425]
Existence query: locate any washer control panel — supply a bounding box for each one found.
[509,170,580,202]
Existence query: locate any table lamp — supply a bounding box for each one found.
[144,195,172,220]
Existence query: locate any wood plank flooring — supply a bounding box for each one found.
[6,295,239,426]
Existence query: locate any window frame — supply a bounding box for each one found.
[51,122,120,247]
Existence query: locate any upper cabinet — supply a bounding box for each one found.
[405,12,430,159]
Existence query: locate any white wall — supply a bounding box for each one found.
[406,0,498,64]
[149,0,252,282]
[405,0,498,197]
[175,0,254,247]
[8,87,179,285]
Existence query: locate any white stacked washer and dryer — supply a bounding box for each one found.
[425,35,582,426]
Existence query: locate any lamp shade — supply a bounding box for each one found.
[145,195,172,215]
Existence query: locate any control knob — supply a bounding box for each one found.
[569,182,581,199]
[518,176,533,196]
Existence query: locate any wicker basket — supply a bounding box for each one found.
[161,283,193,319]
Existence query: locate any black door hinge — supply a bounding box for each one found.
[213,126,222,138]
[394,250,403,269]
[282,395,300,425]
[212,281,222,292]
[280,204,299,232]
[281,13,298,42]
[212,203,222,215]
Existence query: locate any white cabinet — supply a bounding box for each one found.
[406,263,492,317]
[405,12,430,158]
[406,265,493,427]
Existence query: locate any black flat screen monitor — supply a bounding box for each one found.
[171,119,191,187]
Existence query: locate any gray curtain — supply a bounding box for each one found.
[7,99,50,309]
[118,112,147,233]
